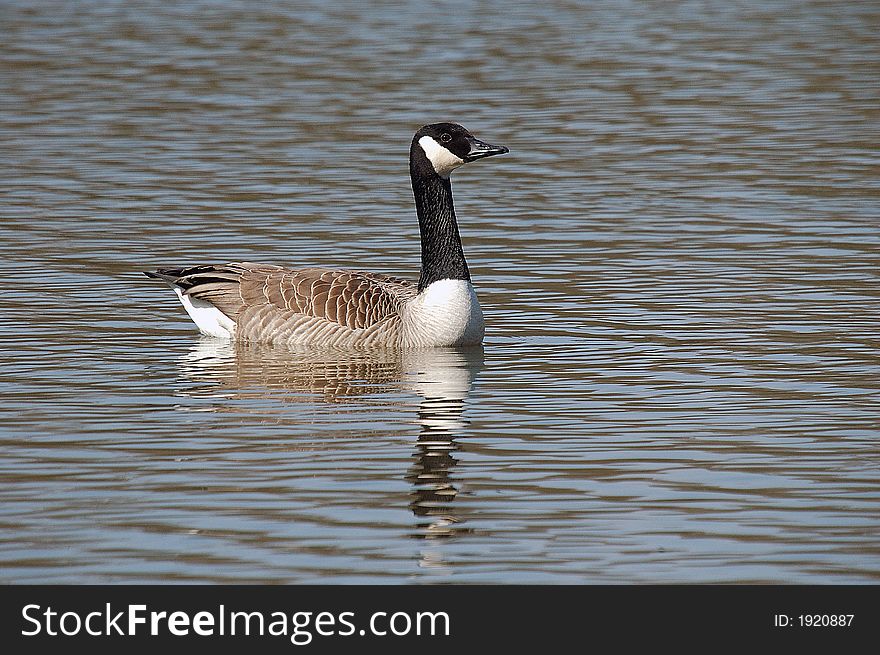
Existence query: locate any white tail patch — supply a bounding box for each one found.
[418,135,465,178]
[174,287,236,339]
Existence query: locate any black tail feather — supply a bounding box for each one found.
[143,268,185,284]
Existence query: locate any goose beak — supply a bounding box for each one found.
[465,137,509,162]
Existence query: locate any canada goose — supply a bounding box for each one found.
[144,122,508,348]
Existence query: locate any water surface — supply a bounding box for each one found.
[1,0,878,583]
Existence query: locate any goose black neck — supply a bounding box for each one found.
[411,156,470,293]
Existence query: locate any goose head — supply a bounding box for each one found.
[412,122,509,178]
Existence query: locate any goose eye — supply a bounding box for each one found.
[439,133,452,144]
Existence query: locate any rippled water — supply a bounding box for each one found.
[1,0,878,583]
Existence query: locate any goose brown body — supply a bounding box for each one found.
[146,263,421,347]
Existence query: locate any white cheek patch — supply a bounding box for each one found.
[418,135,465,177]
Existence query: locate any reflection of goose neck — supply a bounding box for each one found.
[407,396,466,502]
[404,349,481,538]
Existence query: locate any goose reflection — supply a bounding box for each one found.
[176,339,483,540]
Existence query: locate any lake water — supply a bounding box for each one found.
[1,0,878,583]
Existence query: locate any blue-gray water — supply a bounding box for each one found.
[1,0,878,583]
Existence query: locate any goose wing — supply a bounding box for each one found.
[146,262,418,332]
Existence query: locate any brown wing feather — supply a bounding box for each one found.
[157,263,417,331]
